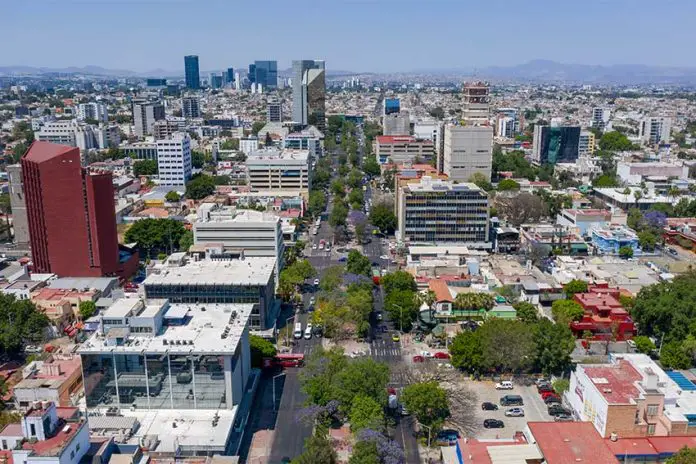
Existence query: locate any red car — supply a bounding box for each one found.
[541,391,559,400]
[434,352,450,360]
[412,355,425,363]
[537,384,553,393]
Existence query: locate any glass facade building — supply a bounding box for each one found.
[254,61,278,89]
[184,55,200,90]
[292,60,326,131]
[532,126,581,165]
[384,98,400,115]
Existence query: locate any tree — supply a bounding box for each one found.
[619,245,634,259]
[124,218,186,257]
[329,201,349,228]
[249,334,276,368]
[454,292,495,312]
[468,172,493,192]
[638,231,657,251]
[185,174,216,200]
[495,192,547,226]
[533,319,576,374]
[381,271,417,295]
[497,178,521,191]
[385,290,418,332]
[428,106,445,119]
[264,131,273,147]
[349,395,385,433]
[349,440,380,464]
[661,341,692,369]
[165,191,180,202]
[599,130,634,151]
[300,346,348,406]
[78,300,97,320]
[563,279,588,296]
[478,319,535,373]
[320,266,345,293]
[449,330,484,373]
[666,446,696,464]
[308,190,327,217]
[552,378,570,395]
[551,300,585,325]
[347,250,372,277]
[292,429,337,464]
[363,156,381,178]
[513,302,539,323]
[0,295,50,356]
[633,335,656,354]
[191,151,205,169]
[348,188,364,210]
[369,203,397,235]
[251,121,265,136]
[220,139,239,150]
[133,159,158,176]
[593,174,619,188]
[401,382,450,429]
[179,230,193,251]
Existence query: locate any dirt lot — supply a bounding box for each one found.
[465,379,556,439]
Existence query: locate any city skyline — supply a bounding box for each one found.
[5,0,696,73]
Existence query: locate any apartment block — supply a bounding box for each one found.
[639,116,671,145]
[397,176,490,248]
[442,125,494,181]
[374,135,434,165]
[132,99,165,138]
[155,132,192,186]
[77,102,108,123]
[382,111,410,136]
[579,130,596,157]
[246,148,310,193]
[182,95,201,119]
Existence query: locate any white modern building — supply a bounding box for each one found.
[284,127,323,160]
[617,161,689,185]
[194,205,285,280]
[182,95,201,119]
[120,141,157,160]
[639,116,671,145]
[240,137,259,155]
[77,102,108,123]
[441,124,494,181]
[383,111,410,136]
[132,99,165,138]
[246,148,310,193]
[591,107,611,132]
[156,132,192,186]
[35,120,96,152]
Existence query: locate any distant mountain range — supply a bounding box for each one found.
[3,60,696,85]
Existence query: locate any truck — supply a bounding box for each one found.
[372,268,381,285]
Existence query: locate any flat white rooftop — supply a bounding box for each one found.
[145,257,276,287]
[80,302,254,355]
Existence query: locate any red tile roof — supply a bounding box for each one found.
[604,436,696,457]
[428,279,453,303]
[528,421,618,464]
[22,141,76,164]
[582,360,642,404]
[457,438,528,464]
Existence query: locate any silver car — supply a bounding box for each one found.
[504,407,525,417]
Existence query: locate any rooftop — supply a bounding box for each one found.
[79,302,254,355]
[247,148,308,162]
[376,135,433,145]
[582,359,642,404]
[22,141,76,164]
[24,420,86,457]
[48,277,118,294]
[31,287,97,302]
[604,436,696,459]
[404,177,483,194]
[428,279,453,303]
[144,257,276,287]
[528,421,618,464]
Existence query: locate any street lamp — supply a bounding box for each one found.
[272,372,286,412]
[420,423,432,449]
[392,303,404,333]
[285,316,295,348]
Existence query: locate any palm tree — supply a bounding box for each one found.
[419,290,436,310]
[668,186,681,202]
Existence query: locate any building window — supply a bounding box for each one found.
[647,423,656,435]
[647,404,659,416]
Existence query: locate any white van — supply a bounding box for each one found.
[304,324,313,340]
[293,323,303,339]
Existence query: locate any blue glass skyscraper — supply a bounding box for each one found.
[184,55,200,89]
[254,61,277,89]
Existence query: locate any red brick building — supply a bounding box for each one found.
[570,284,635,341]
[21,142,138,278]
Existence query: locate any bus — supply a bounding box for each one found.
[293,322,303,339]
[274,353,305,368]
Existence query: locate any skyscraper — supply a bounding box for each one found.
[182,95,201,119]
[292,60,326,131]
[226,68,234,85]
[184,55,200,89]
[132,99,165,137]
[267,98,282,122]
[248,64,256,84]
[254,61,278,90]
[21,142,124,277]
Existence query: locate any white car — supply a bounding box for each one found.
[420,350,434,358]
[312,244,318,250]
[380,255,389,260]
[505,407,525,417]
[496,381,514,390]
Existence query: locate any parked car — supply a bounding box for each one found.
[496,381,514,390]
[434,352,450,360]
[436,429,461,446]
[483,419,505,429]
[537,383,553,393]
[392,333,401,342]
[548,404,571,416]
[541,391,559,400]
[500,395,524,406]
[481,402,499,411]
[376,312,383,321]
[412,355,425,363]
[420,350,434,358]
[505,408,525,417]
[554,414,574,422]
[544,395,561,405]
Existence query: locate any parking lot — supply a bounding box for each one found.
[465,379,555,439]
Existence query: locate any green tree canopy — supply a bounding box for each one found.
[308,190,327,217]
[369,203,397,234]
[185,174,216,200]
[533,319,576,374]
[179,230,193,252]
[349,395,385,433]
[0,295,50,356]
[381,271,417,295]
[165,191,180,202]
[497,178,521,191]
[619,245,634,259]
[513,302,539,323]
[251,121,265,136]
[563,279,588,296]
[599,131,635,151]
[401,381,450,429]
[349,440,380,464]
[363,156,381,178]
[384,290,418,332]
[319,266,345,293]
[78,300,97,320]
[347,250,372,277]
[551,300,585,325]
[124,218,186,257]
[249,334,277,368]
[292,429,337,464]
[329,200,349,228]
[468,172,493,192]
[633,335,656,354]
[666,446,696,464]
[133,159,158,176]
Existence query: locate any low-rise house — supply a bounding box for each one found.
[13,354,83,408]
[30,288,100,327]
[569,284,635,340]
[591,225,640,255]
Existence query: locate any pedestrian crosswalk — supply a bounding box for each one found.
[369,344,402,357]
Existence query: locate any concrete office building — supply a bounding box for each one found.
[94,125,120,150]
[184,55,200,89]
[496,116,516,138]
[284,127,323,160]
[209,73,223,89]
[34,120,95,151]
[182,95,201,119]
[143,254,277,330]
[77,102,108,123]
[374,135,434,165]
[578,130,596,157]
[383,111,410,136]
[240,137,259,155]
[132,99,165,138]
[234,72,242,91]
[21,142,138,278]
[639,116,671,145]
[194,204,285,280]
[532,125,581,165]
[120,142,157,160]
[292,60,326,131]
[246,148,310,193]
[442,125,494,181]
[153,118,186,141]
[254,61,278,90]
[592,107,611,132]
[6,164,29,246]
[267,98,282,122]
[462,81,491,124]
[155,133,192,186]
[397,176,490,248]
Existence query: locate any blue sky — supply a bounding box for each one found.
[5,0,696,72]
